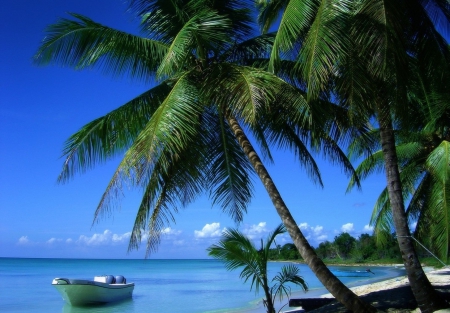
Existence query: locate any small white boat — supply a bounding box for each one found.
[52,275,134,306]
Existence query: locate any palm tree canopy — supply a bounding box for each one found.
[347,85,450,258]
[34,0,357,256]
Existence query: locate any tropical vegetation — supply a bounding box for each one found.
[208,224,308,313]
[256,0,450,310]
[270,232,401,263]
[34,0,375,311]
[269,232,448,267]
[348,94,450,261]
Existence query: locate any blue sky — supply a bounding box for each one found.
[0,0,387,259]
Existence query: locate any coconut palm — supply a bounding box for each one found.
[350,128,450,259]
[208,224,307,313]
[34,1,374,311]
[257,0,450,310]
[347,63,450,260]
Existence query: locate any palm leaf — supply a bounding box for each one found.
[208,228,264,292]
[93,73,202,220]
[132,0,191,42]
[353,0,408,80]
[128,141,207,255]
[272,264,308,302]
[222,33,275,65]
[34,13,168,81]
[424,141,450,257]
[267,0,315,72]
[156,10,231,78]
[296,0,352,101]
[203,108,254,223]
[58,81,173,183]
[186,0,255,41]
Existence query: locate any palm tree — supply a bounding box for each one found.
[208,224,308,313]
[257,0,450,310]
[351,127,450,260]
[34,1,375,311]
[347,64,450,260]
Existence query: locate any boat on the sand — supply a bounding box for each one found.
[52,275,134,306]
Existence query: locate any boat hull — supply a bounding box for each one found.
[52,278,134,306]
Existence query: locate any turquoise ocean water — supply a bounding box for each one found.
[0,258,405,313]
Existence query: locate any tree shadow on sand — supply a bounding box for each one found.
[305,285,450,312]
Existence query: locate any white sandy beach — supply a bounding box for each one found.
[314,266,450,312]
[320,266,442,298]
[243,265,450,313]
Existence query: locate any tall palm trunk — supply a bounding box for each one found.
[226,114,376,313]
[376,102,447,312]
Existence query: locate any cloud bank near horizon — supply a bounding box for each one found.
[16,220,374,252]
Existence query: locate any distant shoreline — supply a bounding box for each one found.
[271,259,407,268]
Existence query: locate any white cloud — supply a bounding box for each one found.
[47,238,63,244]
[194,223,223,238]
[77,230,112,246]
[341,223,354,233]
[242,222,269,239]
[76,230,132,246]
[298,223,328,245]
[66,238,73,244]
[18,236,29,245]
[112,232,131,243]
[363,224,374,233]
[161,227,182,236]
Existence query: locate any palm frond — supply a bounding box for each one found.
[206,64,306,126]
[353,0,408,81]
[128,141,207,255]
[296,0,352,101]
[346,128,380,163]
[91,74,201,220]
[156,10,231,78]
[271,264,308,302]
[222,33,275,65]
[266,120,324,186]
[256,0,289,34]
[122,73,201,177]
[58,82,173,183]
[407,0,450,76]
[207,228,264,292]
[34,13,168,81]
[133,0,190,41]
[203,108,254,223]
[346,149,384,192]
[370,188,395,246]
[267,0,316,72]
[423,141,450,257]
[187,0,255,41]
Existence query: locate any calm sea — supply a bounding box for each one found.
[0,258,405,313]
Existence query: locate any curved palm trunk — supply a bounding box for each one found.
[226,115,376,313]
[376,103,448,312]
